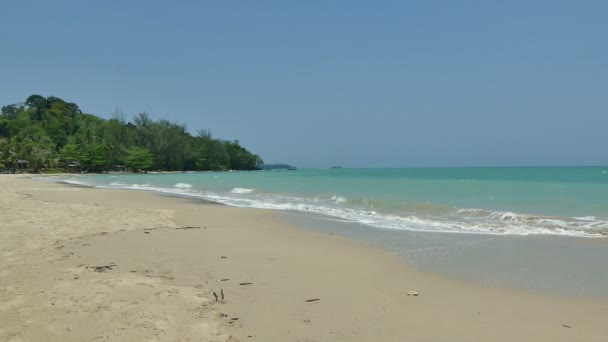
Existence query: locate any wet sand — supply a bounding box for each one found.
[1,175,607,341]
[281,210,608,297]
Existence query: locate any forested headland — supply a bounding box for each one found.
[0,95,263,173]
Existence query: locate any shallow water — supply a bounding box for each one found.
[44,167,608,237]
[280,210,608,297]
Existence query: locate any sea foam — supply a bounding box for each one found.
[231,187,255,194]
[39,175,608,238]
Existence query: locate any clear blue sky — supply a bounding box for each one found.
[1,1,606,167]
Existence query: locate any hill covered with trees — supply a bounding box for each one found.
[0,95,263,172]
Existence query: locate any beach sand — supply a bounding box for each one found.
[1,175,606,341]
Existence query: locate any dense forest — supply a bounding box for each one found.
[0,95,263,173]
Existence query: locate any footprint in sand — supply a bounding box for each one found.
[154,319,170,330]
[0,294,27,310]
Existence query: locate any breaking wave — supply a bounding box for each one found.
[231,187,255,194]
[47,176,608,238]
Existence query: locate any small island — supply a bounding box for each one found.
[258,163,297,171]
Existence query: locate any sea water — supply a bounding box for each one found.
[51,167,608,237]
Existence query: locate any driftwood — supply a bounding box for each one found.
[562,325,572,329]
[239,282,252,286]
[88,264,116,273]
[175,226,201,230]
[221,289,225,300]
[213,292,219,301]
[305,298,320,302]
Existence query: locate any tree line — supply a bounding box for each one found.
[0,95,263,172]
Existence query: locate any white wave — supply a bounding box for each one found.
[66,180,91,186]
[488,211,521,221]
[456,208,485,214]
[331,195,347,204]
[575,216,596,221]
[40,176,608,238]
[231,187,255,194]
[199,193,607,238]
[453,208,608,236]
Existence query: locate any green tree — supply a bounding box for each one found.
[123,146,154,171]
[29,143,54,172]
[1,104,20,119]
[155,120,192,170]
[0,138,9,168]
[104,118,134,166]
[194,131,230,170]
[59,143,83,171]
[132,112,162,167]
[25,95,47,109]
[0,95,264,173]
[25,94,48,121]
[0,119,8,137]
[224,140,261,170]
[81,141,110,172]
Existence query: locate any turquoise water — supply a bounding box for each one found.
[49,167,608,237]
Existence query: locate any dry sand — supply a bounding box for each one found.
[1,175,606,341]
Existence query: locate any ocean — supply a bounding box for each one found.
[49,167,608,237]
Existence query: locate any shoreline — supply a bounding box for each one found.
[44,174,608,297]
[42,173,608,238]
[280,210,608,298]
[1,175,607,341]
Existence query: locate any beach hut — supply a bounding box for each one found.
[111,164,128,172]
[67,161,80,172]
[17,159,29,170]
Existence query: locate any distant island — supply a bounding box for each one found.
[0,95,263,173]
[258,164,296,171]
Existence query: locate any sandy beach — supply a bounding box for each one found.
[1,175,607,341]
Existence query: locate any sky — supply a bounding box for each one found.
[1,1,606,168]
